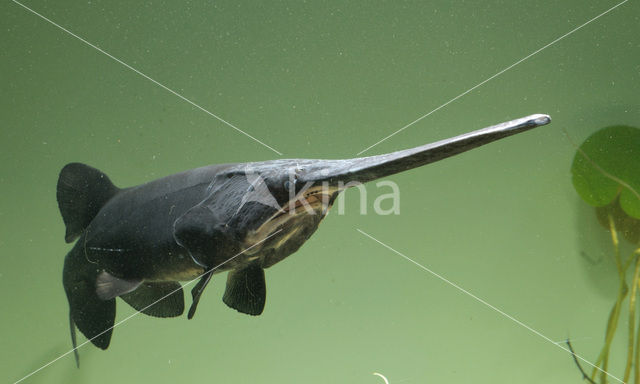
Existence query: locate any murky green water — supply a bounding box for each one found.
[2,1,640,383]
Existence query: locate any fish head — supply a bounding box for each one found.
[177,114,551,267]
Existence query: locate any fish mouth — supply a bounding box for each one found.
[243,186,339,255]
[272,185,339,219]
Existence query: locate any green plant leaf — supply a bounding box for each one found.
[571,125,640,219]
[596,199,640,244]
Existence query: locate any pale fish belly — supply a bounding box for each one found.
[150,265,206,282]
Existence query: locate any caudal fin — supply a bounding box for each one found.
[69,311,79,367]
[56,163,120,243]
[63,243,116,358]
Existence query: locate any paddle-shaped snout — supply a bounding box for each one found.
[296,114,551,188]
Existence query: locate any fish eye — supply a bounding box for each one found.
[283,177,297,192]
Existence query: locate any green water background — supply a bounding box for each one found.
[2,1,640,383]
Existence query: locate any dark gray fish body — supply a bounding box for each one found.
[79,164,230,280]
[58,114,551,361]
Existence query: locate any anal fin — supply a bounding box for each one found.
[120,282,184,318]
[223,265,266,316]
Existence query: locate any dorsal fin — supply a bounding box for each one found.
[56,163,120,243]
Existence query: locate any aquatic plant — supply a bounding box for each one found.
[571,125,640,383]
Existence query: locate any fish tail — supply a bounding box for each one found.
[56,163,120,243]
[63,243,116,354]
[69,311,79,368]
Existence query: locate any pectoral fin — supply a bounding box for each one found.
[120,282,184,318]
[223,265,266,316]
[187,272,213,319]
